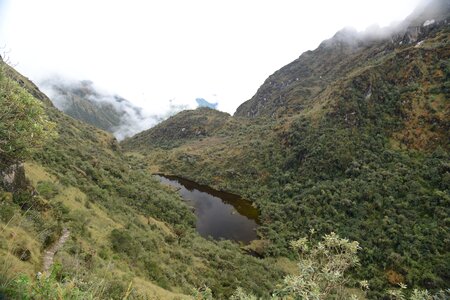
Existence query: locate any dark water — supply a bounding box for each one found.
[155,175,259,243]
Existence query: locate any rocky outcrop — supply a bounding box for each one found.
[1,163,28,193]
[234,1,449,118]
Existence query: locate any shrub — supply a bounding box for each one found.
[0,63,55,167]
[109,229,141,258]
[36,181,60,199]
[273,231,366,300]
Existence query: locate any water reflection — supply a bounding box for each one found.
[155,175,259,243]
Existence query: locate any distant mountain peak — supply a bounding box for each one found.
[40,78,153,140]
[234,0,450,119]
[405,0,450,26]
[196,98,218,109]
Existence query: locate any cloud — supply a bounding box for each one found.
[1,0,423,116]
[40,76,188,140]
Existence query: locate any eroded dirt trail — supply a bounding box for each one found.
[42,228,70,274]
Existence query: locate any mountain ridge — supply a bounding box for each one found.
[0,60,286,299]
[1,1,449,298]
[234,0,449,119]
[121,2,450,297]
[40,78,156,140]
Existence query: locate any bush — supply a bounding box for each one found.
[0,62,55,167]
[273,232,367,300]
[36,181,60,199]
[109,229,141,258]
[0,202,15,223]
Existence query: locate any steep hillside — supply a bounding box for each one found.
[43,79,130,132]
[41,78,156,140]
[0,62,286,299]
[235,0,449,120]
[124,107,232,150]
[123,3,450,298]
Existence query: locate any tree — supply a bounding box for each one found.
[272,231,366,300]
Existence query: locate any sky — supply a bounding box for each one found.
[0,0,423,117]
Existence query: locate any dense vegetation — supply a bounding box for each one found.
[0,61,54,168]
[1,1,449,299]
[123,11,450,298]
[0,60,285,299]
[125,107,232,150]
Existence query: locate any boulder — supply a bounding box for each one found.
[1,163,28,192]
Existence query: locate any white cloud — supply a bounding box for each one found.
[0,0,423,116]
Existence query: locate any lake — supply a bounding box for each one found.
[154,175,259,244]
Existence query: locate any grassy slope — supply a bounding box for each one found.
[124,107,232,150]
[122,23,450,298]
[0,65,285,299]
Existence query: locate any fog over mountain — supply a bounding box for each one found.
[41,77,188,140]
[0,0,424,116]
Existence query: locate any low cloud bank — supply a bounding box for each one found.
[40,77,188,140]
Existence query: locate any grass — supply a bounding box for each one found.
[3,157,285,299]
[121,23,450,298]
[20,161,194,299]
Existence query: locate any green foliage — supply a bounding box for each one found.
[0,263,134,300]
[0,62,286,299]
[132,25,450,298]
[230,287,258,300]
[36,181,60,199]
[135,105,449,297]
[15,87,284,298]
[110,228,142,259]
[2,11,448,300]
[0,193,16,222]
[212,234,448,300]
[272,232,365,300]
[0,63,55,167]
[387,284,450,300]
[192,285,213,300]
[3,265,75,299]
[123,107,231,150]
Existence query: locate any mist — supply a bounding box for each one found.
[40,77,188,140]
[318,0,447,51]
[0,0,425,119]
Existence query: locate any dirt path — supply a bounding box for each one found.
[42,228,70,274]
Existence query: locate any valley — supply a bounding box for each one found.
[1,0,449,299]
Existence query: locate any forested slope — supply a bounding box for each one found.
[123,3,450,297]
[0,59,285,299]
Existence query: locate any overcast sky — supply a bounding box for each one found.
[0,0,423,116]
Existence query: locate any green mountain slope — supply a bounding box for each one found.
[0,61,285,299]
[235,1,449,120]
[124,107,231,150]
[122,3,450,297]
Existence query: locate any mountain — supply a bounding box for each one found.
[0,61,286,298]
[235,0,449,120]
[1,1,449,299]
[124,107,231,150]
[123,2,450,297]
[40,78,158,140]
